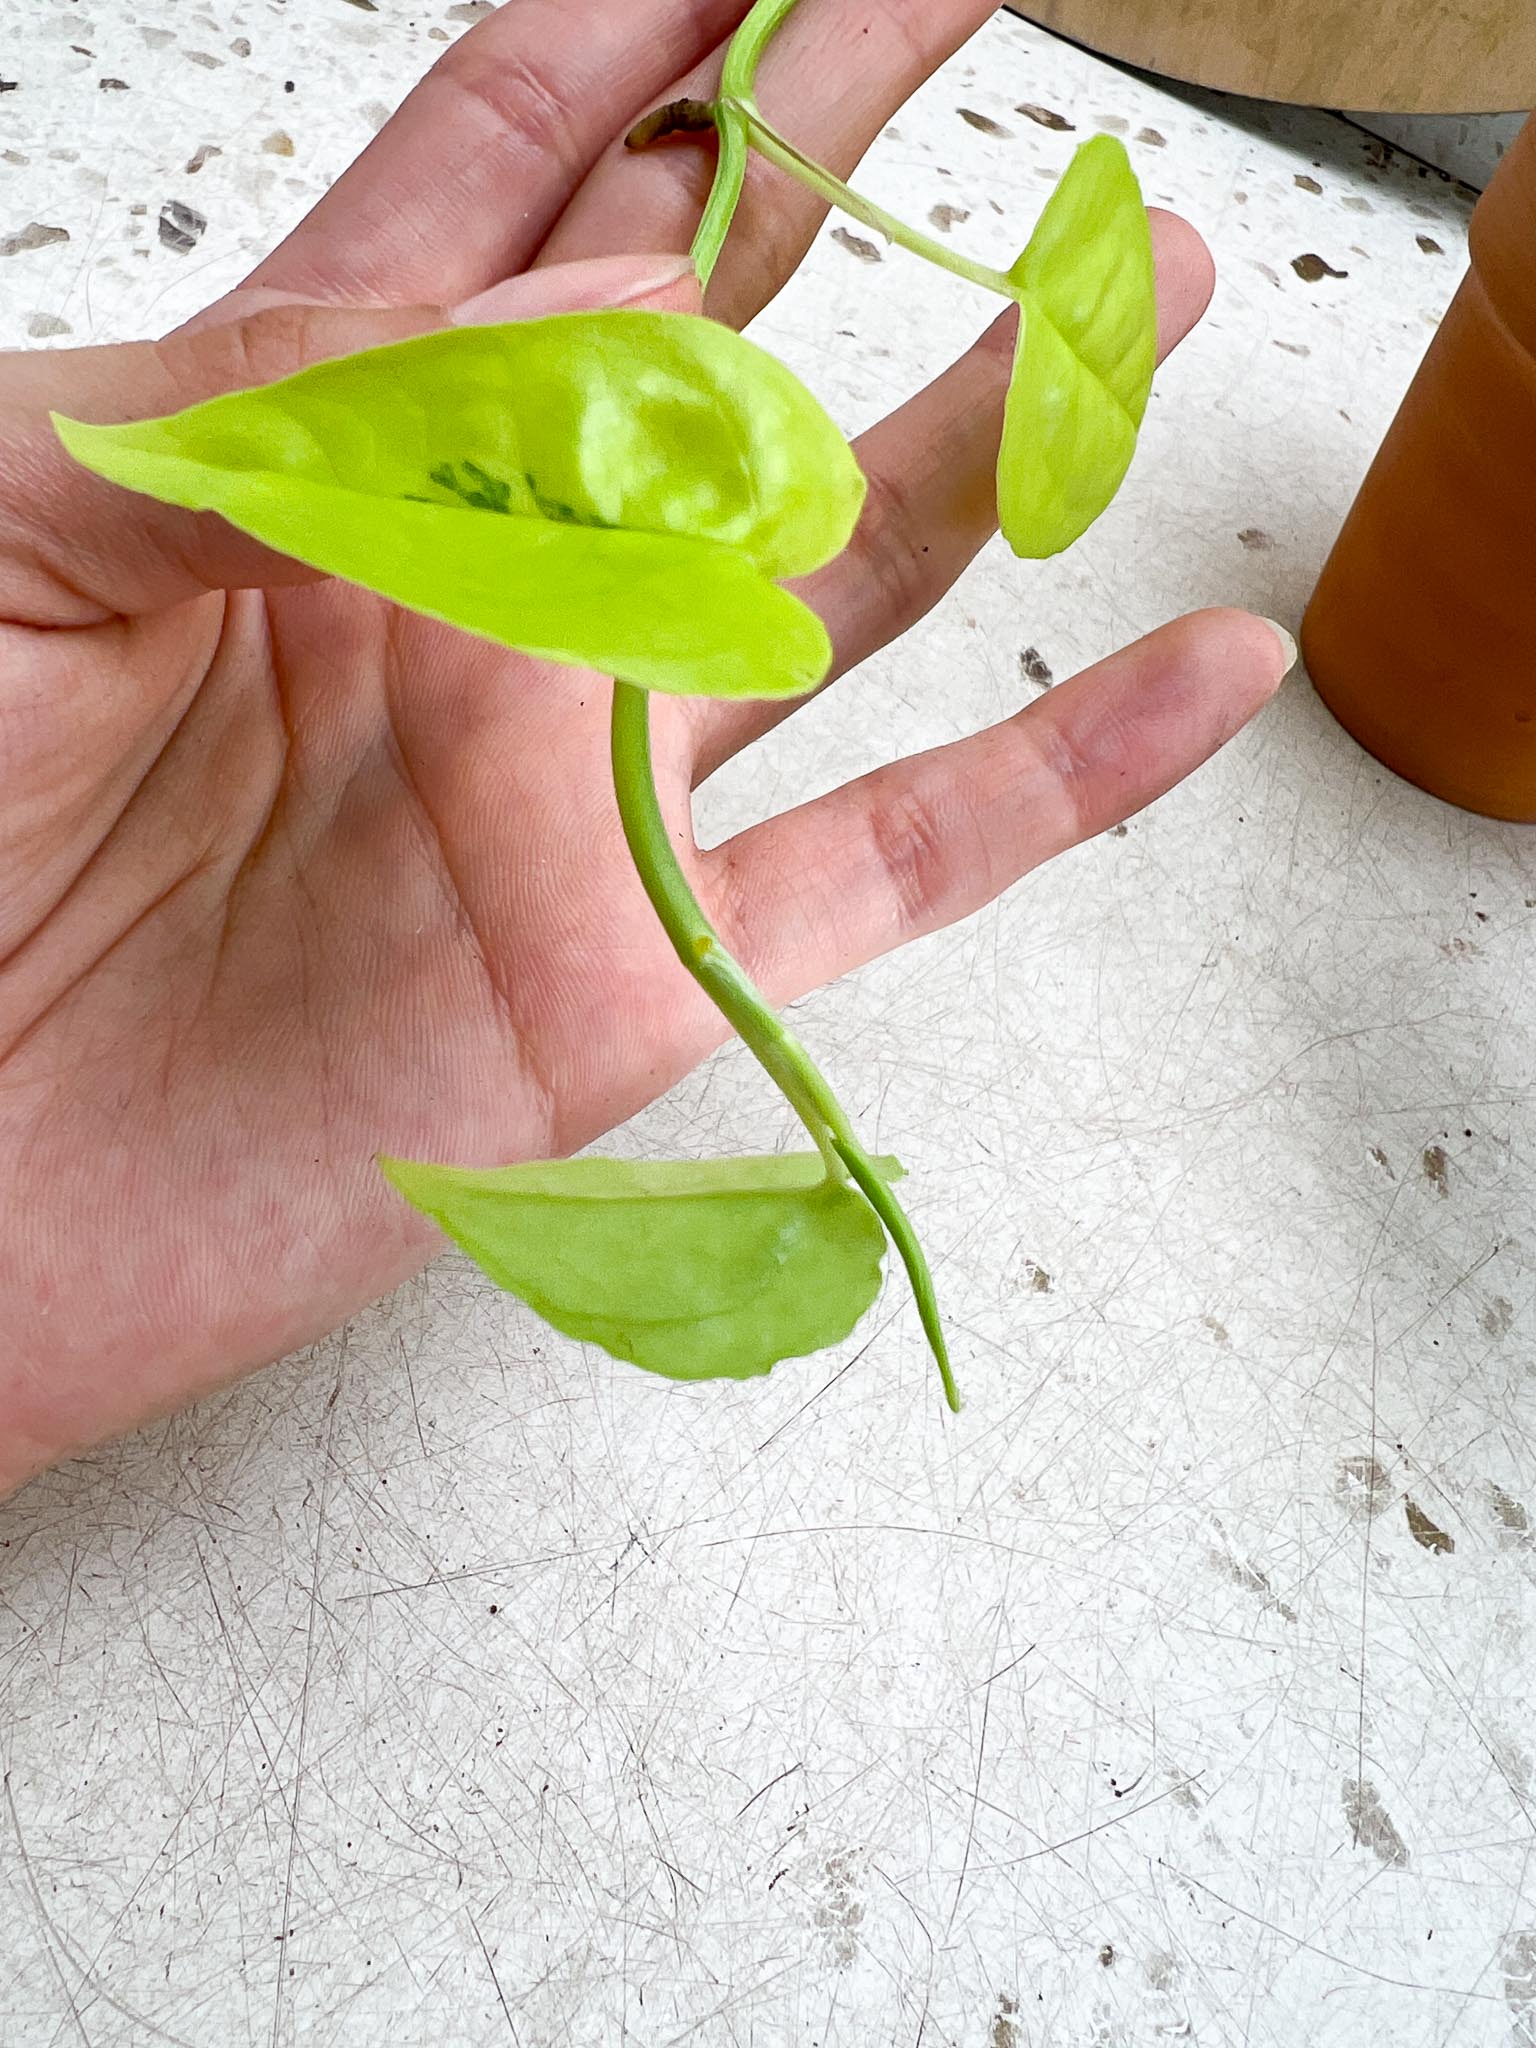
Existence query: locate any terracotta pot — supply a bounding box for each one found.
[1300,114,1536,822]
[1010,0,1536,112]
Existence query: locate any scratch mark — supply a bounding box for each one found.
[1171,1867,1490,1997]
[735,1762,804,1820]
[269,1377,343,2047]
[6,1771,95,2046]
[469,1911,522,2043]
[948,1606,1004,1933]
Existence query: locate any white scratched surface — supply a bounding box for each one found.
[3,5,1535,2045]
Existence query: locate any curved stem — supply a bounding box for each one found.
[691,0,806,285]
[610,682,959,1411]
[611,681,850,1170]
[730,102,1017,299]
[639,0,960,1409]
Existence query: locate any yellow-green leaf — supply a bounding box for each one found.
[999,135,1157,558]
[381,1150,902,1383]
[53,311,867,699]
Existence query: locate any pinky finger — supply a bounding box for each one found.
[707,608,1296,1004]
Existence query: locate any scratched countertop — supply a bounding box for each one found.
[2,5,1534,2045]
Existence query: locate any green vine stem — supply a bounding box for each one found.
[690,0,805,284]
[620,0,962,1410]
[610,680,961,1413]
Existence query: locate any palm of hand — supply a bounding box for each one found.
[3,576,728,1467]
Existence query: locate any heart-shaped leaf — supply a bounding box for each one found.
[998,134,1156,559]
[381,1150,902,1383]
[54,310,866,700]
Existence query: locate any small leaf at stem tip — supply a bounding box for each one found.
[52,311,866,700]
[380,1151,905,1384]
[997,134,1157,559]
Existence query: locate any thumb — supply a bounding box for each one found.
[0,253,700,628]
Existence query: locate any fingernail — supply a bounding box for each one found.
[1257,616,1299,675]
[451,253,696,326]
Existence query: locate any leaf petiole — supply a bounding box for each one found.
[725,100,1017,301]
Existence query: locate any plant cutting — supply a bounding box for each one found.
[54,0,1157,1412]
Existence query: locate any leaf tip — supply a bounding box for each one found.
[50,410,107,469]
[376,1151,427,1206]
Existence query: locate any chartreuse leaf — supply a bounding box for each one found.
[381,1151,903,1383]
[52,311,866,699]
[998,134,1156,559]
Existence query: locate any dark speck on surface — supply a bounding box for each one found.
[1015,102,1073,131]
[831,226,881,263]
[98,75,129,90]
[1095,113,1128,134]
[1405,1499,1454,1554]
[928,203,971,232]
[1294,173,1322,194]
[1,221,70,256]
[158,199,207,253]
[186,50,222,68]
[1020,647,1052,688]
[185,143,222,174]
[283,78,295,92]
[1421,1144,1451,1198]
[1237,527,1274,550]
[1417,233,1443,254]
[958,108,1012,137]
[1273,338,1311,355]
[1136,127,1165,147]
[1292,252,1348,281]
[0,79,16,94]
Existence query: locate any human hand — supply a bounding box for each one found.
[0,0,1291,1493]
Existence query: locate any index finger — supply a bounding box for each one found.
[243,0,751,307]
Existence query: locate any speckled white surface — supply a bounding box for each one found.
[3,7,1535,2047]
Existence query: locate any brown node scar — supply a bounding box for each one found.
[625,98,719,152]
